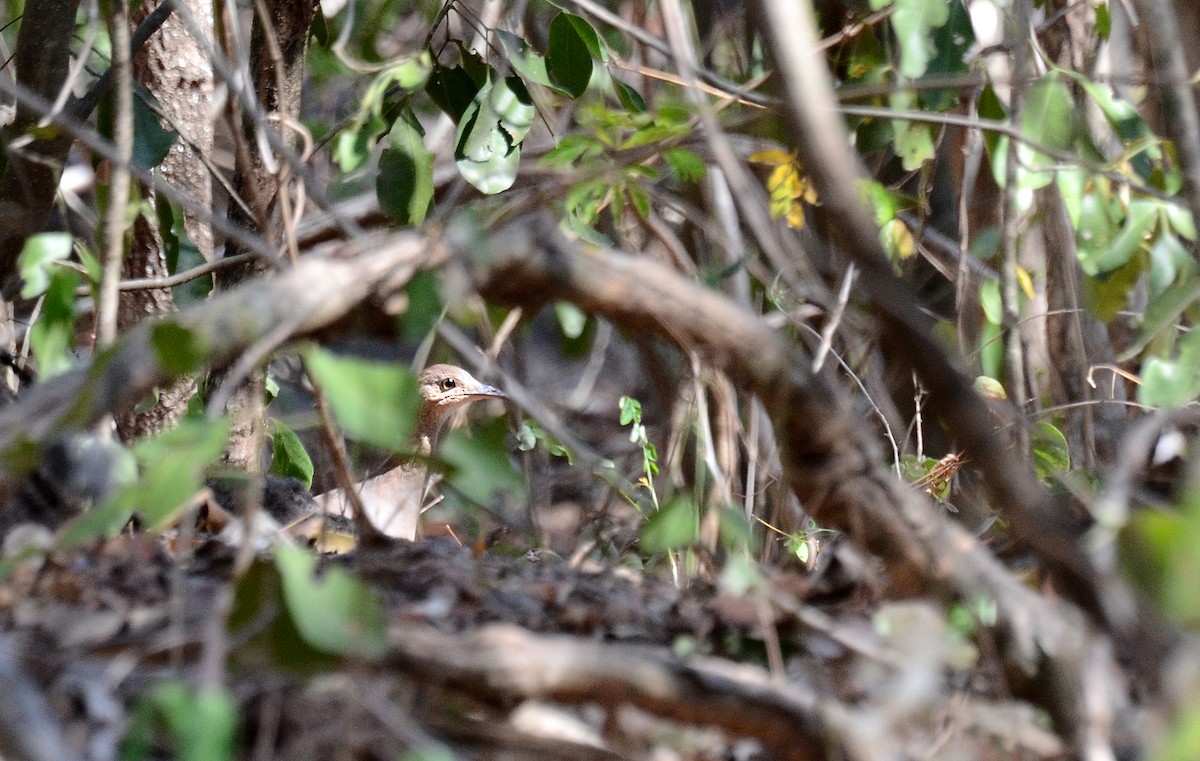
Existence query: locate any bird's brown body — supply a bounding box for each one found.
[314,364,505,540]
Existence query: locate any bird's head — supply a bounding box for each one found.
[418,364,506,412]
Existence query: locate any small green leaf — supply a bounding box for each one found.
[640,496,698,553]
[1096,2,1111,39]
[377,107,434,225]
[28,267,80,378]
[892,88,936,169]
[18,232,73,299]
[546,12,595,98]
[495,29,557,91]
[275,546,388,659]
[441,416,525,507]
[718,505,756,552]
[124,682,237,761]
[426,63,484,123]
[398,271,443,345]
[1119,274,1200,361]
[1139,329,1200,408]
[1031,421,1070,480]
[303,347,420,451]
[1079,198,1157,275]
[269,420,314,488]
[453,77,535,194]
[618,395,641,426]
[555,302,588,339]
[1149,231,1191,296]
[614,80,647,112]
[132,87,179,169]
[889,0,951,79]
[664,148,706,182]
[150,321,210,375]
[920,0,974,110]
[979,278,1002,325]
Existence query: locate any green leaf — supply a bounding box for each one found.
[335,52,433,173]
[150,321,210,376]
[614,80,647,112]
[227,557,338,673]
[1079,198,1157,275]
[618,395,641,426]
[124,682,236,761]
[1139,328,1200,407]
[1055,167,1087,229]
[157,196,211,307]
[60,418,230,545]
[979,279,1002,325]
[454,77,534,194]
[555,302,588,339]
[718,552,763,596]
[1096,2,1111,39]
[718,505,756,552]
[640,496,698,553]
[664,148,706,182]
[1013,75,1074,194]
[303,347,420,451]
[1123,489,1200,626]
[1119,274,1200,362]
[920,0,974,110]
[377,107,434,225]
[1083,253,1141,322]
[426,63,484,123]
[18,232,73,299]
[495,29,557,91]
[132,87,179,169]
[269,420,314,488]
[441,416,526,507]
[1031,421,1070,480]
[275,546,388,659]
[889,0,951,79]
[1149,230,1191,296]
[890,90,936,169]
[398,270,443,345]
[546,12,596,98]
[28,267,80,378]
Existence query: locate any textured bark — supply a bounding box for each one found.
[115,0,214,440]
[0,0,85,296]
[211,0,319,470]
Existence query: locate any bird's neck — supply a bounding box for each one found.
[413,403,447,457]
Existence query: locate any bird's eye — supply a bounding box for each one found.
[439,378,457,392]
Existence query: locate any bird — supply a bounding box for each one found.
[313,364,506,541]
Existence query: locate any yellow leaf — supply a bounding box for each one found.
[799,178,818,204]
[883,219,916,260]
[749,148,796,166]
[767,163,793,193]
[1016,267,1035,301]
[786,204,807,229]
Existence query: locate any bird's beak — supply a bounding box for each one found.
[472,383,506,400]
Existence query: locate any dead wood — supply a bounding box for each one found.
[457,214,1139,754]
[386,622,837,761]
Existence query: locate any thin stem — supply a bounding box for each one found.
[96,0,133,351]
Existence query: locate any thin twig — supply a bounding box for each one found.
[95,0,134,352]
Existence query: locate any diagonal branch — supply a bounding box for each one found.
[0,231,442,476]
